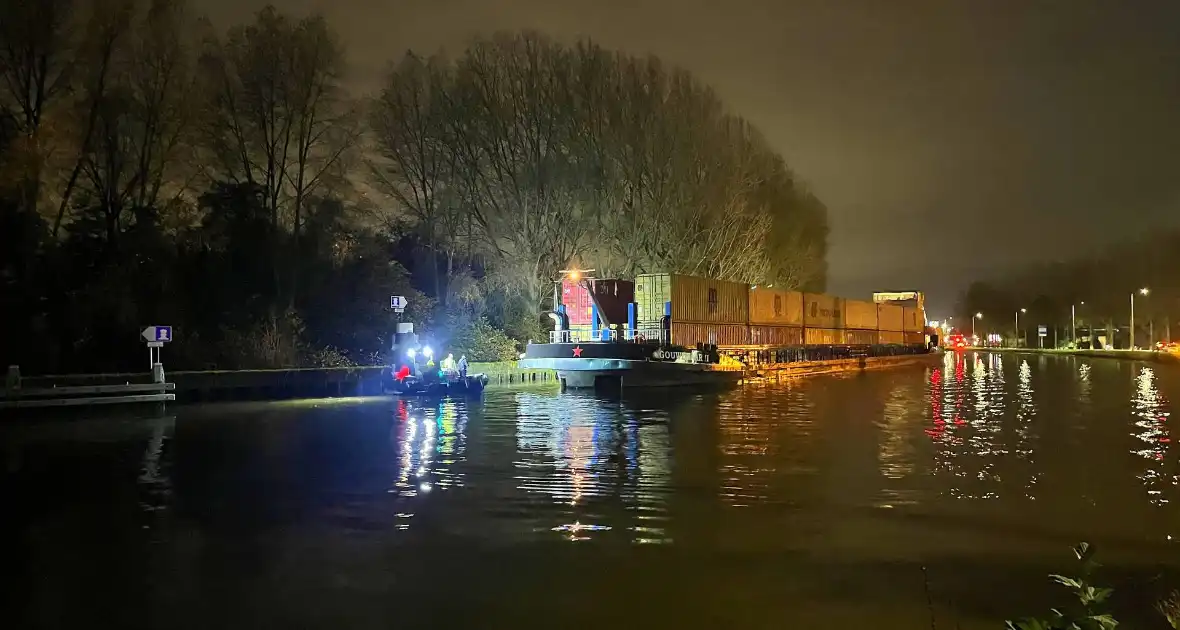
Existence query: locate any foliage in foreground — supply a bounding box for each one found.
[1006,543,1116,630]
[1006,542,1180,630]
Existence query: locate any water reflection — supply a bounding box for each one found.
[137,416,175,521]
[390,398,467,529]
[1130,366,1175,506]
[514,393,673,542]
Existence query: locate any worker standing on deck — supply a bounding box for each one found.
[458,355,469,378]
[441,353,456,374]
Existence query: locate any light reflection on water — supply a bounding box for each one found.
[1131,366,1176,506]
[4,354,1180,629]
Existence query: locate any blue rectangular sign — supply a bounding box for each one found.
[142,326,173,342]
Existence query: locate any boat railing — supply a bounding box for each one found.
[548,327,668,344]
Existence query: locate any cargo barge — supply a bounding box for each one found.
[519,273,936,390]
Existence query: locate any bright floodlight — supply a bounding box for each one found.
[1140,287,1150,295]
[423,346,433,357]
[975,312,983,319]
[570,271,580,281]
[407,348,416,359]
[1020,308,1026,313]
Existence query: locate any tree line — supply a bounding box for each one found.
[956,229,1180,345]
[0,0,829,373]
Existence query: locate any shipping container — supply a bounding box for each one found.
[904,331,926,346]
[844,299,879,331]
[844,329,879,345]
[877,304,905,332]
[636,273,749,325]
[561,278,636,327]
[748,288,804,325]
[748,325,804,346]
[560,278,594,326]
[670,322,749,347]
[805,328,844,345]
[902,306,925,333]
[879,330,905,345]
[801,293,843,330]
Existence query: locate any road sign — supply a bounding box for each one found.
[1037,325,1047,337]
[141,326,173,343]
[390,295,408,311]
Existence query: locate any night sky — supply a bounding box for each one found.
[196,0,1180,316]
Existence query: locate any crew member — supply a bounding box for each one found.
[441,353,456,373]
[457,355,469,378]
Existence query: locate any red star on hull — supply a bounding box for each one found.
[572,345,583,357]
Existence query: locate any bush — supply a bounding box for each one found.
[447,316,519,362]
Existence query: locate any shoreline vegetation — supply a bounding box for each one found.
[1,0,829,377]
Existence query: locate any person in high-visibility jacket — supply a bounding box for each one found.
[440,353,456,373]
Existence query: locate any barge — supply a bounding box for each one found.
[519,273,936,390]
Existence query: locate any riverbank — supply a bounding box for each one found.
[6,352,941,404]
[969,347,1180,364]
[9,361,557,402]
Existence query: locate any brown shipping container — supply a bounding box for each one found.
[748,289,804,325]
[904,331,925,346]
[802,293,843,330]
[671,322,749,347]
[877,304,905,332]
[748,325,804,346]
[636,273,749,325]
[844,299,879,331]
[844,329,879,345]
[805,328,844,345]
[879,330,905,345]
[902,306,925,333]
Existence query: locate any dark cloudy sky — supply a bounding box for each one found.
[197,0,1180,317]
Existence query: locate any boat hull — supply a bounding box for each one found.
[517,356,739,389]
[385,373,489,397]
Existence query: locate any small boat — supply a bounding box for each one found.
[385,372,489,397]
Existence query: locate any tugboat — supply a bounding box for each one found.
[517,275,741,390]
[385,323,490,397]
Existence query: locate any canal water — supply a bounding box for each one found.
[3,352,1179,629]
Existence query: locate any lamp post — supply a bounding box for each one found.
[973,312,982,345]
[1015,308,1026,348]
[1071,301,1083,348]
[1130,288,1148,350]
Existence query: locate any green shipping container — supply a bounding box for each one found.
[635,273,750,326]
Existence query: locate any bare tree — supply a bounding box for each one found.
[368,51,462,302]
[197,5,357,304]
[0,0,78,217]
[76,0,199,245]
[50,0,137,238]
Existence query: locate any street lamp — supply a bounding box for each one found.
[1015,308,1026,347]
[1131,288,1148,349]
[1071,301,1084,348]
[973,312,982,344]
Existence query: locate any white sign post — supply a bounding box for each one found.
[141,326,172,372]
[390,295,408,314]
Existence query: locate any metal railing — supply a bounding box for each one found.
[548,327,669,344]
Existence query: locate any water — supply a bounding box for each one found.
[3,351,1179,629]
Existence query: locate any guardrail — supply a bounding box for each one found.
[548,328,669,344]
[2,365,175,410]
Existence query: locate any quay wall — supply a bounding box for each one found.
[14,362,558,402]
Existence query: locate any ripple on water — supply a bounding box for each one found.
[2,354,1179,629]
